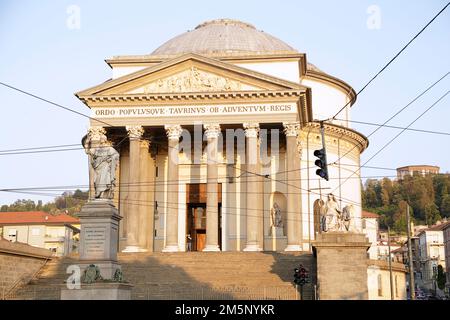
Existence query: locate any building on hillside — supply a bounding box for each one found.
[417,222,448,290]
[0,212,80,256]
[401,236,421,278]
[441,222,450,292]
[396,165,440,180]
[391,247,404,263]
[362,210,379,259]
[76,19,369,253]
[413,224,429,236]
[367,259,407,300]
[376,241,401,262]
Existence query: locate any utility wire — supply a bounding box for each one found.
[328,72,449,167]
[334,118,450,136]
[330,90,450,195]
[0,81,112,127]
[330,3,450,120]
[0,175,399,193]
[0,189,382,228]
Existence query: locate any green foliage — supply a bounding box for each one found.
[0,189,89,216]
[437,265,446,290]
[362,174,449,229]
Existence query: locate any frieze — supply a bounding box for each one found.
[132,67,256,94]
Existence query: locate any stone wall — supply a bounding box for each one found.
[313,232,370,300]
[367,259,407,300]
[0,238,53,299]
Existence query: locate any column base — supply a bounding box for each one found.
[162,245,180,252]
[284,244,303,252]
[203,245,221,252]
[122,246,148,253]
[243,243,263,252]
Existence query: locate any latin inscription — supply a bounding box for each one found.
[84,227,106,254]
[92,103,296,118]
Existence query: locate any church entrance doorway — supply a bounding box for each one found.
[186,183,222,251]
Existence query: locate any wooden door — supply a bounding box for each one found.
[196,232,206,251]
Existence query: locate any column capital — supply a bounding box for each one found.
[87,126,107,141]
[164,124,183,140]
[282,122,300,137]
[126,125,144,140]
[243,122,259,138]
[204,123,221,139]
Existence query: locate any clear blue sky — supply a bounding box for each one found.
[0,0,449,205]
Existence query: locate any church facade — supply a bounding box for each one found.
[76,19,368,253]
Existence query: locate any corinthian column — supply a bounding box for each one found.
[203,124,221,252]
[162,124,183,252]
[283,122,302,251]
[123,125,146,252]
[243,123,263,252]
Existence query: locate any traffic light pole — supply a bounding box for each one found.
[319,121,326,157]
[387,226,394,300]
[406,204,416,300]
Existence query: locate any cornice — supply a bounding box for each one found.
[304,70,357,106]
[77,53,307,98]
[302,121,369,153]
[106,52,306,66]
[78,89,306,105]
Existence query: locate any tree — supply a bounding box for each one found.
[437,265,446,290]
[380,178,393,207]
[393,201,408,233]
[424,203,440,226]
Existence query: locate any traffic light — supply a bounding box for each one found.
[314,148,329,181]
[293,264,309,286]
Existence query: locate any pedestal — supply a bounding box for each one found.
[270,226,284,237]
[312,232,370,300]
[61,200,132,300]
[61,283,133,300]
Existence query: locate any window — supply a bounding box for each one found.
[31,228,40,236]
[8,229,17,241]
[377,274,383,297]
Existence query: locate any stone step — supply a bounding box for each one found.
[10,252,315,300]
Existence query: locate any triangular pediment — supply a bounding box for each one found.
[76,53,306,97]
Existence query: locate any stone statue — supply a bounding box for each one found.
[313,199,326,233]
[270,202,283,228]
[324,194,341,232]
[341,204,354,232]
[85,133,119,200]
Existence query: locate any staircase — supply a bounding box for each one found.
[8,252,316,300]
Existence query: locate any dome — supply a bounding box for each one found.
[152,19,298,56]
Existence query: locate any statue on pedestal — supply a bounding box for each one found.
[84,131,120,200]
[270,202,284,237]
[320,194,354,232]
[341,204,354,232]
[270,202,283,228]
[324,194,341,232]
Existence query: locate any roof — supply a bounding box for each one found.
[396,165,440,171]
[391,247,405,254]
[152,19,298,56]
[417,221,450,235]
[0,211,79,225]
[362,210,380,219]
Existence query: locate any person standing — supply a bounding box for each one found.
[186,234,192,252]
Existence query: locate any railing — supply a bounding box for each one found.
[2,252,54,300]
[131,284,310,300]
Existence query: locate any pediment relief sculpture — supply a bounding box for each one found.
[130,67,260,94]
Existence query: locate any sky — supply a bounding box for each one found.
[0,0,449,205]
